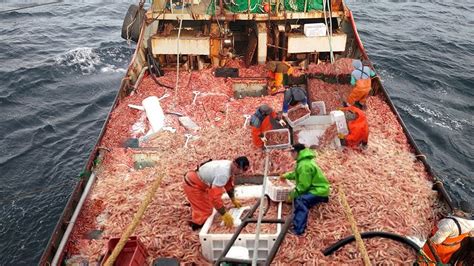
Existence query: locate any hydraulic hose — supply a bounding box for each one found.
[146,39,174,90]
[322,231,421,256]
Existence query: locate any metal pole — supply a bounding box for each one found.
[252,151,270,266]
[51,173,97,266]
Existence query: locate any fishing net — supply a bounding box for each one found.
[284,0,323,11]
[223,0,264,13]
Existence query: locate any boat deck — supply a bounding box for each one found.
[64,59,444,265]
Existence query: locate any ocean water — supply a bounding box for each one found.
[0,1,472,264]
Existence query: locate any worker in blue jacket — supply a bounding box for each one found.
[282,87,309,117]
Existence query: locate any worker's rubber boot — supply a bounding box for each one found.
[188,221,203,231]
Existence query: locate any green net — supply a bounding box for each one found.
[223,0,263,13]
[284,0,323,11]
[220,0,324,14]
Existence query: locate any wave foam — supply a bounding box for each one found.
[55,47,100,75]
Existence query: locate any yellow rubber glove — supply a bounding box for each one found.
[337,133,345,139]
[221,212,234,227]
[231,198,242,208]
[285,194,293,204]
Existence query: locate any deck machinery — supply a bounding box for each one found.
[127,0,348,78]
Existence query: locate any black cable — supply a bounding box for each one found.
[145,39,175,90]
[322,231,420,256]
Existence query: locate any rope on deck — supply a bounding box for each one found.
[337,186,372,266]
[103,172,163,266]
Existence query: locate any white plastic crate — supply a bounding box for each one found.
[265,176,295,202]
[304,23,326,37]
[286,105,311,127]
[311,101,327,115]
[330,110,349,135]
[199,202,282,262]
[263,128,291,150]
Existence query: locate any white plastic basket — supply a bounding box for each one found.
[304,23,326,37]
[286,105,311,127]
[330,110,349,135]
[263,128,291,149]
[311,101,327,115]
[199,202,282,262]
[265,176,295,202]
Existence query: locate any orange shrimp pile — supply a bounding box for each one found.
[65,60,443,265]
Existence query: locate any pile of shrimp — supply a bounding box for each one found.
[65,60,444,265]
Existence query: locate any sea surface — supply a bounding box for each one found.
[0,0,472,264]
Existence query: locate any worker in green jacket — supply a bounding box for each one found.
[280,144,330,235]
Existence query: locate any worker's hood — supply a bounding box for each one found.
[352,59,363,70]
[297,148,316,162]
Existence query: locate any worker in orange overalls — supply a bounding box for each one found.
[250,104,286,148]
[347,59,376,109]
[338,105,369,148]
[267,61,295,94]
[183,156,250,231]
[417,201,474,265]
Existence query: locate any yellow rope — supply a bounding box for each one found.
[337,186,372,266]
[104,173,163,266]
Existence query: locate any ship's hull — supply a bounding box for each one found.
[40,3,452,265]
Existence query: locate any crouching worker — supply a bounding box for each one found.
[282,86,309,118]
[267,61,295,93]
[338,105,369,149]
[250,104,286,148]
[183,156,250,231]
[280,144,330,235]
[417,201,474,265]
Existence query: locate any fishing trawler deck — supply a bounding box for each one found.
[63,59,445,265]
[37,0,458,264]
